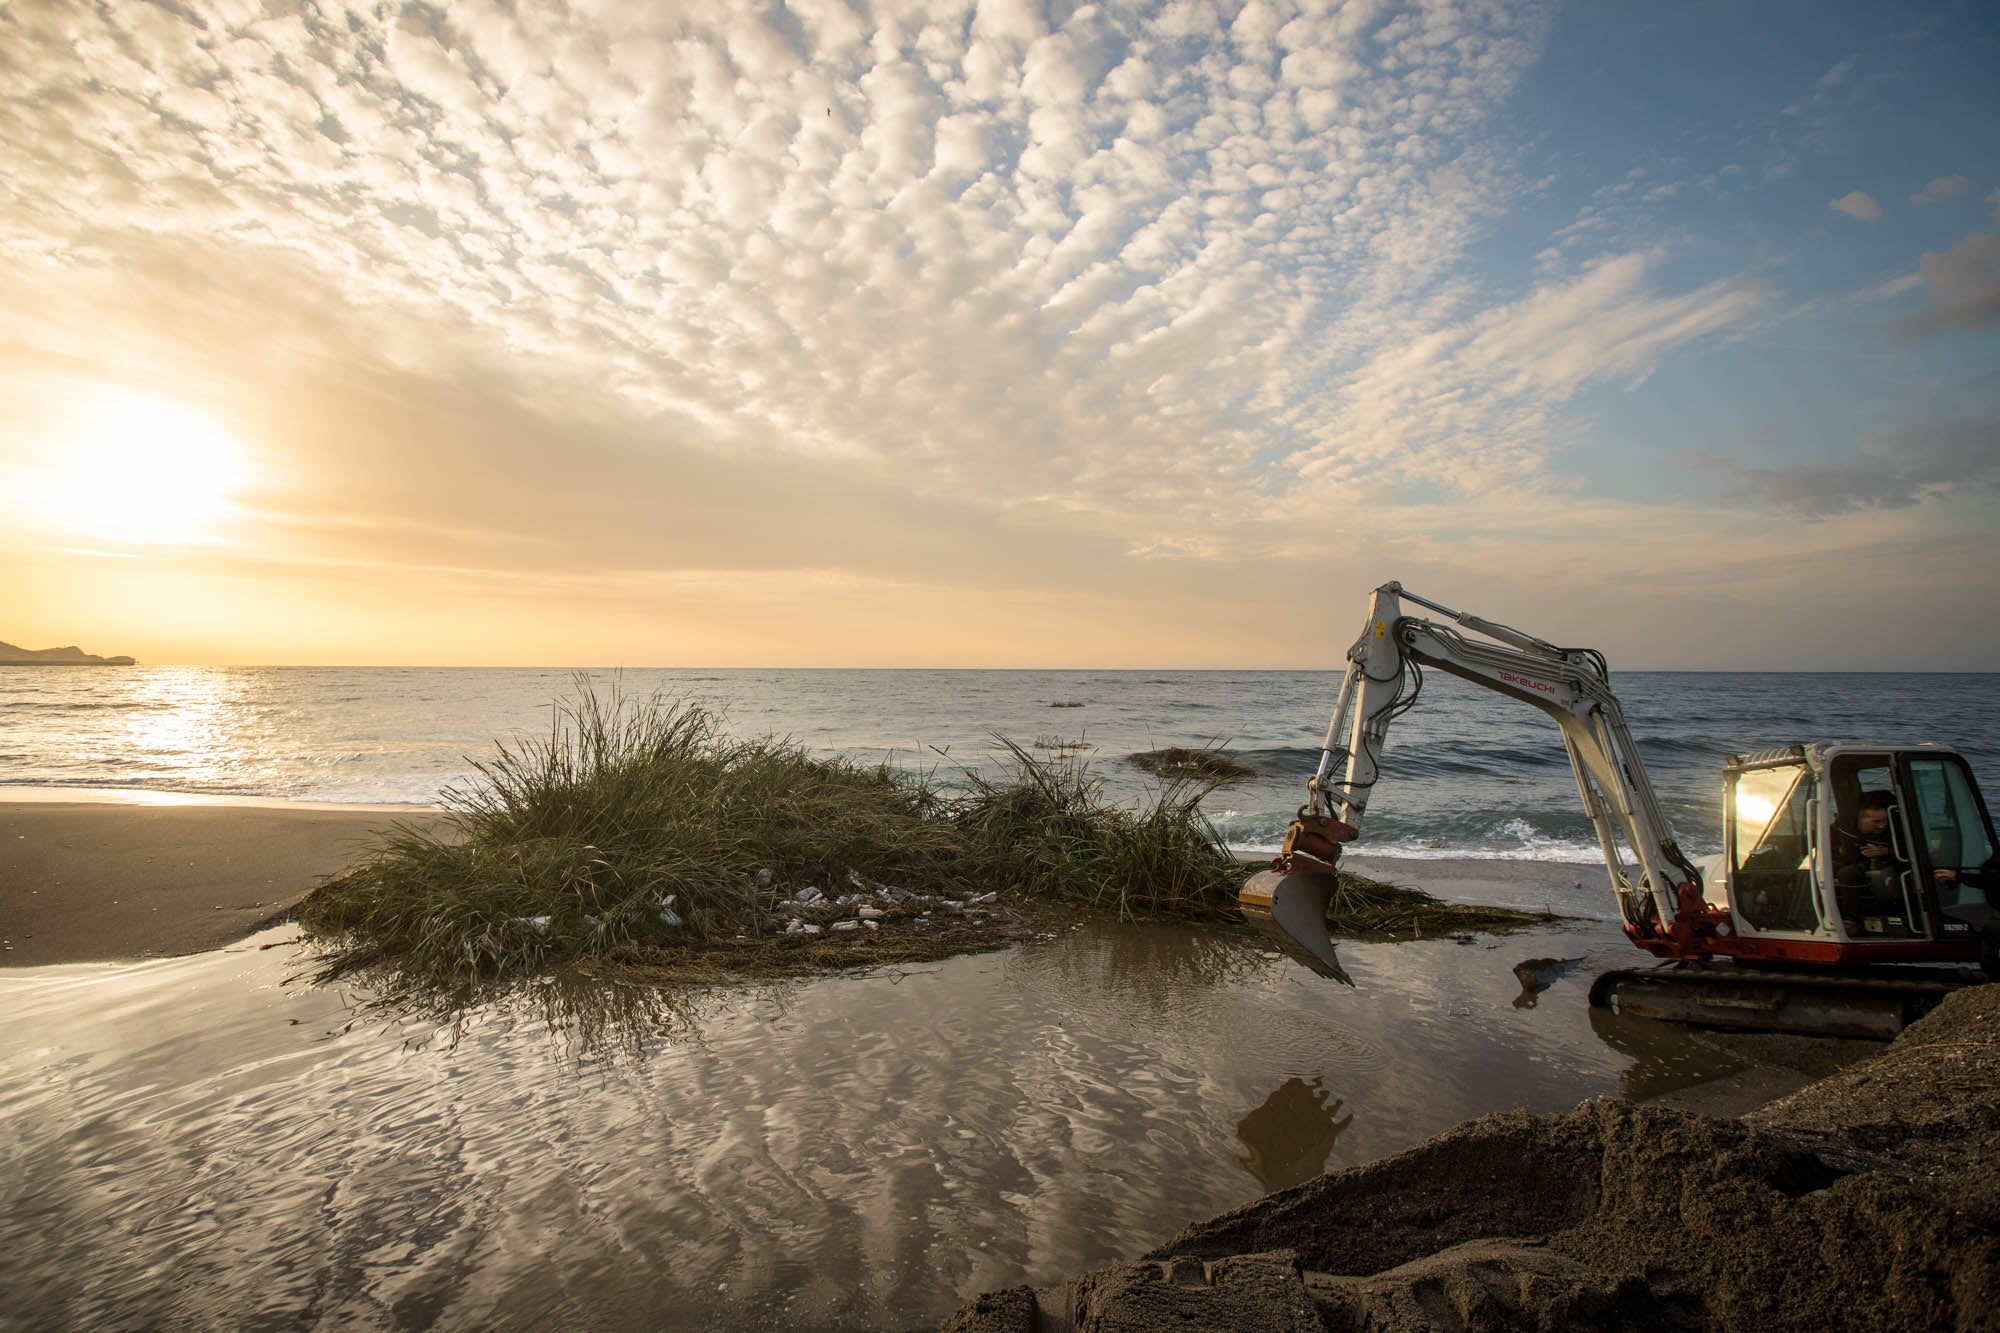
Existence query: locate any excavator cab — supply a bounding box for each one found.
[1722,744,1998,964]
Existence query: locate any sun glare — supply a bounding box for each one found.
[32,396,249,545]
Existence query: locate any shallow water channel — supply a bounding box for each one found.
[1,901,1740,1331]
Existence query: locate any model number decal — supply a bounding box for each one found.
[1500,670,1556,695]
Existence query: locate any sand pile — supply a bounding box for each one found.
[946,984,2000,1331]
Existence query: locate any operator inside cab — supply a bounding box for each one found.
[1833,790,1958,936]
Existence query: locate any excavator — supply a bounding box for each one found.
[1242,582,1999,1039]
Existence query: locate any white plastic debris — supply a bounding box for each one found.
[515,915,552,934]
[802,923,824,936]
[784,919,803,934]
[657,895,683,928]
[863,920,879,931]
[857,906,885,921]
[846,870,867,891]
[832,920,860,933]
[755,868,774,887]
[796,887,823,904]
[969,892,998,906]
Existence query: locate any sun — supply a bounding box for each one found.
[30,396,250,545]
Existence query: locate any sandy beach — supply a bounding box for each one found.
[0,798,446,966]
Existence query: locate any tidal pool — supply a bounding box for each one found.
[0,910,1735,1331]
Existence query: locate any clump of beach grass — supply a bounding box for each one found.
[954,738,1246,918]
[300,685,964,994]
[298,681,1551,1001]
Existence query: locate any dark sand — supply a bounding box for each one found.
[0,799,446,965]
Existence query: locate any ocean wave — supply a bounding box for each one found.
[1208,804,1728,865]
[1229,746,1325,773]
[1385,745,1569,778]
[1632,735,1727,756]
[0,775,442,807]
[1222,834,1647,867]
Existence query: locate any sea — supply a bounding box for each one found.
[5,666,1999,861]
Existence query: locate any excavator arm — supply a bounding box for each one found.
[1242,582,1713,974]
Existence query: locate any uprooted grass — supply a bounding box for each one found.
[297,685,1547,1004]
[1313,875,1552,940]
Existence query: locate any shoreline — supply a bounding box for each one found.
[0,783,439,813]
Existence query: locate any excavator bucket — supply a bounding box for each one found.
[1240,862,1352,984]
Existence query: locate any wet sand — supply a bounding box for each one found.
[0,798,446,965]
[1340,852,1613,921]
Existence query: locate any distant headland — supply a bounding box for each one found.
[0,641,136,666]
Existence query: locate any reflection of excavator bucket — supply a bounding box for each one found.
[1240,862,1350,983]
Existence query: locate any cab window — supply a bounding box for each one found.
[1906,758,1997,911]
[1730,764,1816,932]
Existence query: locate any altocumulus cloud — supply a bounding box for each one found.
[0,0,1763,559]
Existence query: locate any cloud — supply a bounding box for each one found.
[1289,252,1763,494]
[0,0,1588,548]
[1815,56,1860,90]
[2,0,1982,671]
[1894,190,2000,338]
[1692,420,2000,516]
[1830,190,1880,221]
[1909,174,1969,206]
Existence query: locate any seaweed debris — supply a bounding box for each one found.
[1128,747,1258,783]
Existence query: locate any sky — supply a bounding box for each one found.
[0,0,1995,669]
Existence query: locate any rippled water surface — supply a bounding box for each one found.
[0,914,1736,1331]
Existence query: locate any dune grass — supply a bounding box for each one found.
[298,682,1545,1000]
[299,685,1249,992]
[953,737,1245,917]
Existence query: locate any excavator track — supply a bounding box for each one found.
[1588,961,1984,1040]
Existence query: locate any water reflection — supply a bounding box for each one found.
[1027,917,1270,1014]
[1234,1076,1353,1190]
[1586,1002,1744,1101]
[119,667,247,789]
[1509,956,1586,1010]
[1,917,1754,1331]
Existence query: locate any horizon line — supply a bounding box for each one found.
[19,663,1998,675]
